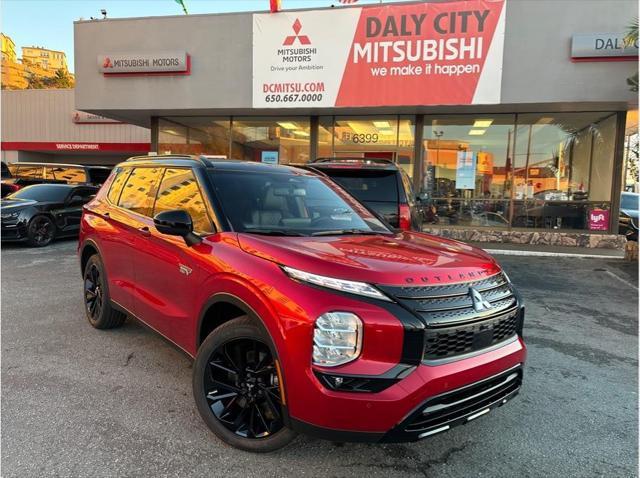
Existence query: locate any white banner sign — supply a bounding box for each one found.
[252,1,506,108]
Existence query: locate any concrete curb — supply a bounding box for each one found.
[482,249,624,259]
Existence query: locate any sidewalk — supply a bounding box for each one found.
[471,242,626,259]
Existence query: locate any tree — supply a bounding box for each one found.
[25,71,46,89]
[25,68,74,89]
[46,68,74,88]
[624,17,638,92]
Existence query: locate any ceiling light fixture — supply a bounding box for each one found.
[468,129,486,136]
[473,119,493,128]
[373,121,391,128]
[278,122,298,130]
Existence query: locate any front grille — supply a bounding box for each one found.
[423,310,519,360]
[377,272,520,361]
[404,366,522,435]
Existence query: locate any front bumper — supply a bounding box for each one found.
[291,363,523,443]
[287,335,526,441]
[1,222,28,241]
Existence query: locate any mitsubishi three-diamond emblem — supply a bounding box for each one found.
[469,287,493,312]
[283,18,311,46]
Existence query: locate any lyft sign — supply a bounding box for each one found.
[588,209,609,231]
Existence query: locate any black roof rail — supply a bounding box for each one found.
[311,157,395,165]
[125,154,208,165]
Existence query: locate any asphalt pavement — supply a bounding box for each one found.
[1,239,638,477]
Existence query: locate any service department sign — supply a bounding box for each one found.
[571,33,638,61]
[98,51,189,74]
[72,111,121,124]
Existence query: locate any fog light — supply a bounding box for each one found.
[313,312,362,367]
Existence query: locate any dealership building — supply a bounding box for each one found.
[1,89,150,165]
[73,0,638,241]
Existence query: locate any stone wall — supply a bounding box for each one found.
[422,227,627,250]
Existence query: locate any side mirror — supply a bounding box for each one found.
[68,195,85,206]
[153,209,202,247]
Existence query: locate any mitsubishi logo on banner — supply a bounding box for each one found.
[283,19,311,45]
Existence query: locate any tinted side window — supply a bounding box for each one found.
[87,168,112,185]
[107,167,131,204]
[400,171,414,205]
[15,165,44,179]
[118,167,163,216]
[48,167,87,184]
[153,168,213,234]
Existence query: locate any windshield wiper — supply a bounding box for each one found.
[311,229,389,237]
[244,229,306,237]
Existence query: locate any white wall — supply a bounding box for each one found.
[1,89,150,143]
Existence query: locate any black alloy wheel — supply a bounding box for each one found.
[27,216,55,247]
[84,262,103,321]
[205,338,284,439]
[82,254,126,329]
[193,316,297,452]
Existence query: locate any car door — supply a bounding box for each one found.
[55,186,96,234]
[97,166,159,313]
[132,167,215,348]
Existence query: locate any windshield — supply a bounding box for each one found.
[209,169,391,236]
[621,193,639,212]
[6,185,70,202]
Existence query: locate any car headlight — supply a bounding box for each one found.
[313,312,362,367]
[282,266,390,301]
[1,212,19,219]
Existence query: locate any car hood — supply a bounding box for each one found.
[1,198,37,210]
[237,231,501,286]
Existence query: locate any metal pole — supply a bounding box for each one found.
[524,124,532,192]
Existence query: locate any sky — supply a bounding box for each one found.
[2,0,407,73]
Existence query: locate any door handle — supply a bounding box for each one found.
[103,212,110,219]
[138,226,151,236]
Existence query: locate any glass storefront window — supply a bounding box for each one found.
[513,112,616,230]
[397,116,415,179]
[154,112,621,232]
[158,117,230,156]
[231,117,310,165]
[324,116,415,179]
[421,115,516,228]
[334,117,399,155]
[317,116,334,159]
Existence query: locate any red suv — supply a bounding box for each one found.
[79,155,526,452]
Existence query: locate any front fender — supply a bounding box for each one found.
[195,271,292,367]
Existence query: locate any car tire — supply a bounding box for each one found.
[83,254,126,329]
[193,316,297,453]
[26,215,56,247]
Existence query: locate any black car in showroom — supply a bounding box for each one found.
[1,183,98,247]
